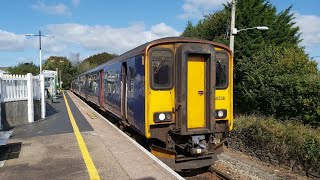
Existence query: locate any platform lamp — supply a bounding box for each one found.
[25,30,54,74]
[229,0,269,53]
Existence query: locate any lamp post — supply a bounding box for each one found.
[229,0,236,53]
[234,26,269,34]
[229,0,269,53]
[26,30,54,74]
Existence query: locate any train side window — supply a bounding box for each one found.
[104,71,109,93]
[92,75,97,93]
[128,66,134,92]
[150,49,173,90]
[215,52,229,89]
[106,70,116,93]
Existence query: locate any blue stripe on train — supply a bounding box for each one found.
[132,55,145,135]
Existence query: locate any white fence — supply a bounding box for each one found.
[0,73,45,129]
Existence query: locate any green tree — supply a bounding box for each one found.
[69,52,81,67]
[181,21,199,38]
[237,46,320,125]
[77,52,117,73]
[182,10,230,44]
[182,0,300,59]
[7,62,39,75]
[181,0,320,124]
[43,56,76,89]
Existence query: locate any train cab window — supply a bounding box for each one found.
[215,52,229,89]
[128,66,134,92]
[150,49,173,90]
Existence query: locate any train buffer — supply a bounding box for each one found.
[0,91,183,180]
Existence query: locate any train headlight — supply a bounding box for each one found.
[215,109,227,119]
[154,112,172,123]
[217,110,224,117]
[159,113,166,121]
[166,114,172,120]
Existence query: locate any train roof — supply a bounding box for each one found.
[76,36,230,77]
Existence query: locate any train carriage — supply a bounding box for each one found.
[71,37,233,171]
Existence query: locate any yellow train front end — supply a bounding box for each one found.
[214,48,233,146]
[144,37,233,171]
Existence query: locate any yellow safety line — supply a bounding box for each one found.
[63,92,100,180]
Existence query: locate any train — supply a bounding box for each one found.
[71,37,233,171]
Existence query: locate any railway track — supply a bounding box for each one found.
[209,166,232,180]
[179,166,232,180]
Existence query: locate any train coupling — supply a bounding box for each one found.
[189,135,208,155]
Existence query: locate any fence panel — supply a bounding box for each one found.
[1,74,28,102]
[0,73,45,128]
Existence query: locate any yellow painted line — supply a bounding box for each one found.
[63,92,100,180]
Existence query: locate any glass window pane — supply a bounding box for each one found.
[216,52,229,89]
[150,49,173,89]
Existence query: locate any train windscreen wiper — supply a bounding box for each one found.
[216,60,227,84]
[154,58,166,74]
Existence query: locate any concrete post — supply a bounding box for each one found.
[229,0,236,53]
[27,73,34,123]
[40,74,46,119]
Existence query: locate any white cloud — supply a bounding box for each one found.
[32,1,72,17]
[0,30,28,51]
[44,22,180,54]
[294,13,320,47]
[0,23,180,56]
[294,13,320,68]
[151,23,180,37]
[178,0,231,19]
[72,0,80,7]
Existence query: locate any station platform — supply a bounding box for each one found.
[0,91,183,180]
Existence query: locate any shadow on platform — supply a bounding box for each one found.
[10,93,93,139]
[0,142,22,162]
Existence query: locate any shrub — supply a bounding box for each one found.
[231,116,320,175]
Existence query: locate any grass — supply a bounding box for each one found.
[232,115,320,174]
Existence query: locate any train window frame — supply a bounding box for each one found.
[215,51,229,89]
[149,48,174,90]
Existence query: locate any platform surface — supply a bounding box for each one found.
[0,91,182,180]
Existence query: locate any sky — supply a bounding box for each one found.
[0,0,320,68]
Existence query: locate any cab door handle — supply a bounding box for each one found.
[198,91,204,95]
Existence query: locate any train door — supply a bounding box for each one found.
[175,43,215,134]
[187,55,206,128]
[121,63,128,121]
[99,69,104,108]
